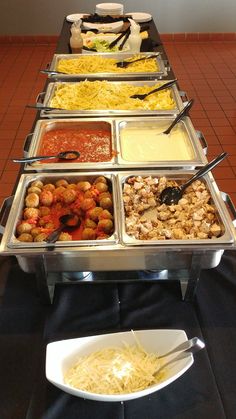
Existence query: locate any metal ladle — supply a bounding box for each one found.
[159,151,228,205]
[130,78,177,100]
[13,150,80,164]
[46,214,81,244]
[154,337,205,376]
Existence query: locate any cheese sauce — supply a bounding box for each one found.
[120,125,194,161]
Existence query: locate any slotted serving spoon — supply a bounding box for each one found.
[13,150,80,164]
[116,53,159,68]
[130,78,177,100]
[159,151,228,205]
[154,337,205,376]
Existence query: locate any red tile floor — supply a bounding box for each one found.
[0,40,235,208]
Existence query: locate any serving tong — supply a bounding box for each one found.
[116,53,159,68]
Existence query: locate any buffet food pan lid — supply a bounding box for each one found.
[2,172,119,249]
[48,52,168,79]
[39,80,183,118]
[117,171,236,246]
[115,116,207,168]
[23,118,117,172]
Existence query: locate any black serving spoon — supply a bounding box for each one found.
[159,151,228,205]
[46,214,81,244]
[13,150,80,164]
[116,53,159,68]
[130,78,177,100]
[159,99,194,136]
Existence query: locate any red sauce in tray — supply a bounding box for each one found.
[39,128,112,163]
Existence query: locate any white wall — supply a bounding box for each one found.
[1,0,236,35]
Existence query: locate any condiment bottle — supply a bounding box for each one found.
[128,18,142,53]
[70,19,83,53]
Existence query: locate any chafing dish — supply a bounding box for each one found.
[47,52,168,80]
[0,172,235,277]
[37,80,185,118]
[22,117,207,172]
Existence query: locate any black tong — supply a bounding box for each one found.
[109,24,149,50]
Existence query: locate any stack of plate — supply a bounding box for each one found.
[95,3,124,16]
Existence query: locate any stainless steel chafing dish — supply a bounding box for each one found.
[22,116,207,172]
[37,80,185,118]
[0,171,235,277]
[47,52,168,80]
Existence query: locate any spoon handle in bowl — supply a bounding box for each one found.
[182,152,228,191]
[146,79,178,97]
[163,99,194,135]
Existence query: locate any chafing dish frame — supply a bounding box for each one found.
[0,171,235,304]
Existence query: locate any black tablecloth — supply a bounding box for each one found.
[1,252,236,419]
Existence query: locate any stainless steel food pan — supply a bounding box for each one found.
[0,172,119,249]
[22,118,117,172]
[37,80,184,118]
[48,52,168,80]
[22,116,207,172]
[115,116,208,169]
[117,170,236,247]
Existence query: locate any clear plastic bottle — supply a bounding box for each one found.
[128,18,142,53]
[70,19,83,53]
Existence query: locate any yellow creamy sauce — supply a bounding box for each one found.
[120,126,194,161]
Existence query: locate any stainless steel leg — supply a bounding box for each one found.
[183,253,202,301]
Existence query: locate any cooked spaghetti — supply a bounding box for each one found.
[50,80,176,111]
[56,55,159,74]
[64,341,165,394]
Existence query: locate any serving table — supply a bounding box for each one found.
[1,14,236,419]
[0,17,235,307]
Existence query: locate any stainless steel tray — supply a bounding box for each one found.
[117,170,236,247]
[48,52,168,80]
[115,116,208,169]
[0,172,119,249]
[22,117,207,172]
[38,80,184,118]
[22,118,117,171]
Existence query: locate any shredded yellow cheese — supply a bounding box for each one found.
[50,80,176,111]
[56,55,159,74]
[64,342,165,394]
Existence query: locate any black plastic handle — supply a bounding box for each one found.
[164,99,194,135]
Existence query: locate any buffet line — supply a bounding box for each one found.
[0,11,235,301]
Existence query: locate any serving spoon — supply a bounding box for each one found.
[13,150,80,164]
[116,53,159,68]
[130,78,177,100]
[159,151,228,205]
[154,337,205,376]
[46,214,81,244]
[158,99,194,136]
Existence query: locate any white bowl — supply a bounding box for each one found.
[46,329,194,402]
[83,20,124,33]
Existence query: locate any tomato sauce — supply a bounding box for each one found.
[38,128,112,163]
